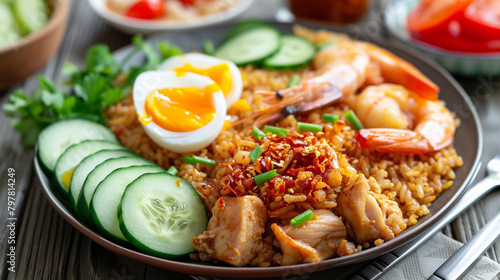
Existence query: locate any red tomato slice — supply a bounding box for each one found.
[126,0,165,20]
[407,0,473,34]
[461,0,500,39]
[411,29,500,53]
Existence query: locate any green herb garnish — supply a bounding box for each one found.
[254,169,278,185]
[249,145,262,162]
[263,125,289,137]
[252,127,266,141]
[3,35,183,147]
[166,166,178,175]
[203,40,215,56]
[290,210,314,227]
[344,110,364,131]
[184,155,216,166]
[297,122,322,133]
[322,113,339,124]
[287,74,300,88]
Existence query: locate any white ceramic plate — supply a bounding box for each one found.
[88,0,254,34]
[384,0,500,76]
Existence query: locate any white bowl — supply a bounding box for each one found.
[88,0,254,35]
[384,0,500,76]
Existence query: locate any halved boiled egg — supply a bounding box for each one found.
[133,70,226,153]
[158,53,243,108]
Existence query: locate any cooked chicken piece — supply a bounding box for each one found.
[337,174,406,244]
[271,210,350,265]
[272,224,320,265]
[192,195,272,267]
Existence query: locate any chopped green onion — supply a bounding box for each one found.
[297,122,323,133]
[252,127,266,141]
[344,110,364,131]
[290,210,314,227]
[183,155,216,166]
[193,155,216,166]
[317,40,335,50]
[203,40,215,56]
[249,145,262,162]
[322,113,339,124]
[263,125,289,137]
[166,166,178,175]
[183,155,196,165]
[287,74,300,88]
[254,169,278,185]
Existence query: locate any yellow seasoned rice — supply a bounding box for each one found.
[105,27,463,244]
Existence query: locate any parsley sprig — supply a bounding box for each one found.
[3,36,182,147]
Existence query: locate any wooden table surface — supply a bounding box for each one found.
[1,0,499,279]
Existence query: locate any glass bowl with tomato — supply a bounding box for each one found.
[385,0,500,76]
[87,0,254,35]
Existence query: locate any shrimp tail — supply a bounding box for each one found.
[360,43,440,101]
[355,128,433,154]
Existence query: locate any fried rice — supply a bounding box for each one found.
[105,27,463,265]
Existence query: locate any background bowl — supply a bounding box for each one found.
[87,0,254,35]
[0,0,69,90]
[384,0,500,76]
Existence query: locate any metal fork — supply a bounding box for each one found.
[428,156,500,280]
[352,155,500,280]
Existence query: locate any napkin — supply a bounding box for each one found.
[381,233,500,280]
[318,233,500,280]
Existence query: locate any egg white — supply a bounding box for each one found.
[133,70,226,153]
[158,53,243,108]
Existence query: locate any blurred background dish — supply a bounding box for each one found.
[384,0,500,76]
[288,0,370,25]
[87,0,254,34]
[0,0,68,90]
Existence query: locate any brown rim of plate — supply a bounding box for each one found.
[35,22,483,279]
[0,0,68,55]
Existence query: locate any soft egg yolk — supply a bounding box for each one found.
[142,84,220,132]
[173,63,232,97]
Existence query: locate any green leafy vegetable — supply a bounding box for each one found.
[3,35,184,147]
[203,40,215,56]
[287,74,300,88]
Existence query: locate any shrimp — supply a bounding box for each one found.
[352,84,455,154]
[231,37,439,128]
[231,42,371,127]
[354,42,440,101]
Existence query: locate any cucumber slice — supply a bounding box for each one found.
[119,172,208,258]
[0,1,22,48]
[77,156,154,225]
[13,0,49,35]
[90,165,164,242]
[54,140,126,199]
[222,20,271,43]
[215,26,281,66]
[263,35,317,69]
[69,149,135,209]
[38,119,118,172]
